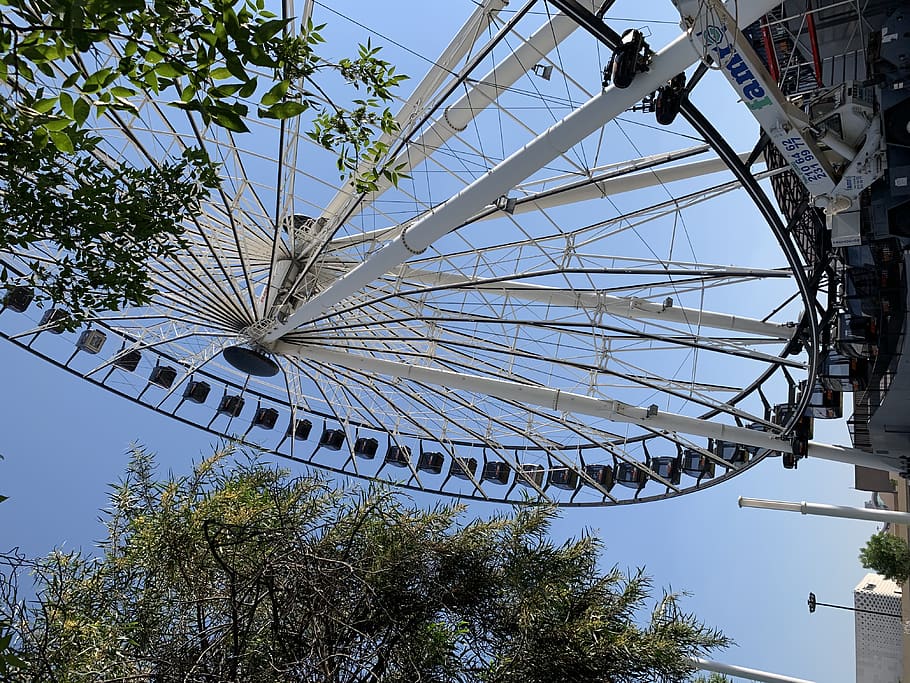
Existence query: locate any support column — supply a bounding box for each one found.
[262,0,787,342]
[739,497,910,525]
[690,657,816,683]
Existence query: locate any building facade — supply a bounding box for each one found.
[855,573,903,683]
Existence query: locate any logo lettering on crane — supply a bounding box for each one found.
[699,24,772,111]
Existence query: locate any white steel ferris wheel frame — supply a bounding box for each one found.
[0,0,881,505]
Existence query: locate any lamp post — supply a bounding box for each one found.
[807,592,901,618]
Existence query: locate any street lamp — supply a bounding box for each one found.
[808,592,901,618]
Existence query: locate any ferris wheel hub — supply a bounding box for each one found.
[222,345,281,377]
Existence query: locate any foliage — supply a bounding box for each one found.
[692,674,731,682]
[0,0,406,180]
[0,107,220,324]
[0,0,407,321]
[0,461,24,677]
[859,531,910,584]
[0,446,729,682]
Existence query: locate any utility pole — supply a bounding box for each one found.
[689,657,817,683]
[738,496,910,524]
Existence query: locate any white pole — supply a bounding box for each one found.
[276,342,885,469]
[262,0,787,342]
[739,497,910,524]
[690,657,817,683]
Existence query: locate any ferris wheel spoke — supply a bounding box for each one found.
[275,340,846,463]
[324,145,759,253]
[316,0,613,228]
[263,0,785,343]
[328,361,566,500]
[318,272,795,338]
[304,305,630,450]
[311,327,774,425]
[310,290,803,370]
[307,359,474,493]
[151,264,253,329]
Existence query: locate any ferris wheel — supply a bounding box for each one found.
[0,0,883,505]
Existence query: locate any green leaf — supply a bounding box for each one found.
[224,53,247,82]
[59,91,74,118]
[144,70,160,93]
[49,130,74,153]
[33,97,58,114]
[254,18,289,42]
[154,63,183,78]
[209,83,244,98]
[0,495,7,504]
[211,108,248,132]
[237,77,258,98]
[73,97,90,126]
[262,101,307,120]
[43,117,72,131]
[209,67,233,80]
[260,80,288,106]
[32,126,49,148]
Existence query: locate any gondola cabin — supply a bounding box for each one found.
[287,418,312,441]
[801,380,843,419]
[549,467,579,490]
[517,464,545,487]
[417,451,445,474]
[385,445,411,467]
[713,440,748,465]
[354,437,379,459]
[319,428,346,451]
[615,461,648,490]
[450,457,478,479]
[482,461,511,485]
[650,456,681,485]
[681,449,715,478]
[583,464,614,491]
[819,352,870,392]
[3,286,33,313]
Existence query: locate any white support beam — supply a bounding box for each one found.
[325,147,737,250]
[690,657,817,683]
[262,0,785,343]
[276,342,881,468]
[390,267,795,339]
[739,497,910,525]
[319,0,570,224]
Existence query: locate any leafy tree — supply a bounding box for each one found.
[1,119,220,321]
[0,0,406,323]
[0,446,729,682]
[692,674,731,682]
[0,459,24,677]
[859,531,910,584]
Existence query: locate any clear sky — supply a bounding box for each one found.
[0,1,886,682]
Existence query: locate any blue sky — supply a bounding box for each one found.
[0,1,887,681]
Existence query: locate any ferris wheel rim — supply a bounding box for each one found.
[0,0,827,505]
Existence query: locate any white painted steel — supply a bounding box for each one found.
[318,0,587,225]
[386,267,796,338]
[690,657,817,683]
[262,0,787,343]
[324,148,742,250]
[278,343,881,468]
[739,497,910,524]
